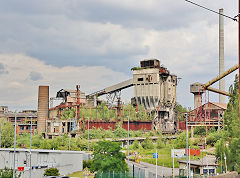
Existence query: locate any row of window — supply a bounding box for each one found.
[19,126,37,130]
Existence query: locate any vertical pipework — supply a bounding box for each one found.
[219,8,225,104]
[37,86,49,133]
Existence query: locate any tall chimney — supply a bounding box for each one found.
[219,8,225,104]
[37,86,49,133]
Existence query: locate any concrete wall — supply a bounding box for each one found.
[133,68,177,110]
[133,67,177,132]
[0,148,87,178]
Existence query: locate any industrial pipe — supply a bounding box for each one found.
[205,86,230,96]
[197,83,230,96]
[202,64,239,89]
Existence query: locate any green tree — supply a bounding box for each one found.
[60,108,75,120]
[221,74,240,172]
[223,74,240,138]
[215,138,227,159]
[1,120,14,148]
[90,141,128,173]
[228,137,240,172]
[175,103,189,121]
[174,131,190,149]
[43,168,60,176]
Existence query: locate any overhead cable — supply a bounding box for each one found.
[185,0,238,22]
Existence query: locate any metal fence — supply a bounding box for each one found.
[95,163,146,178]
[129,163,145,178]
[95,171,132,178]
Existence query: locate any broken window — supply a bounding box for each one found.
[138,78,144,81]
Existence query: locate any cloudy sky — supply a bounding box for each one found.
[0,0,238,111]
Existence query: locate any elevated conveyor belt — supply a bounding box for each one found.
[86,79,133,98]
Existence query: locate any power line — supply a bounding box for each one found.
[185,0,238,22]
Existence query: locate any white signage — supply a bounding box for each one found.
[171,149,186,158]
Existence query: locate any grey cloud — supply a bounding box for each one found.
[0,0,237,108]
[29,71,43,81]
[0,63,8,74]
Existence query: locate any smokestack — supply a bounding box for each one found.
[37,86,49,133]
[219,8,225,104]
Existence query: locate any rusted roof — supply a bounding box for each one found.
[190,102,227,112]
[211,102,227,110]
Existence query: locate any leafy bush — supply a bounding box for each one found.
[192,138,201,146]
[76,138,88,150]
[131,140,140,150]
[141,137,154,150]
[156,138,164,149]
[60,108,75,120]
[43,168,60,176]
[0,167,21,178]
[113,127,128,138]
[194,127,206,136]
[134,130,143,137]
[174,131,191,149]
[83,159,93,169]
[206,131,224,146]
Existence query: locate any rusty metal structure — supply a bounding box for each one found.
[33,57,181,137]
[85,59,178,132]
[132,59,177,132]
[37,86,49,134]
[190,64,238,130]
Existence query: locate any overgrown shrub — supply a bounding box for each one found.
[141,137,154,150]
[194,127,206,136]
[83,159,93,169]
[43,168,60,176]
[0,167,21,178]
[113,127,128,138]
[206,131,224,146]
[174,131,191,149]
[131,140,140,150]
[156,138,164,149]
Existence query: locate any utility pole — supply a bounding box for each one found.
[173,148,175,178]
[127,116,129,163]
[69,120,72,151]
[189,146,191,178]
[29,116,32,178]
[13,112,17,178]
[156,149,158,178]
[186,113,188,178]
[88,117,89,151]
